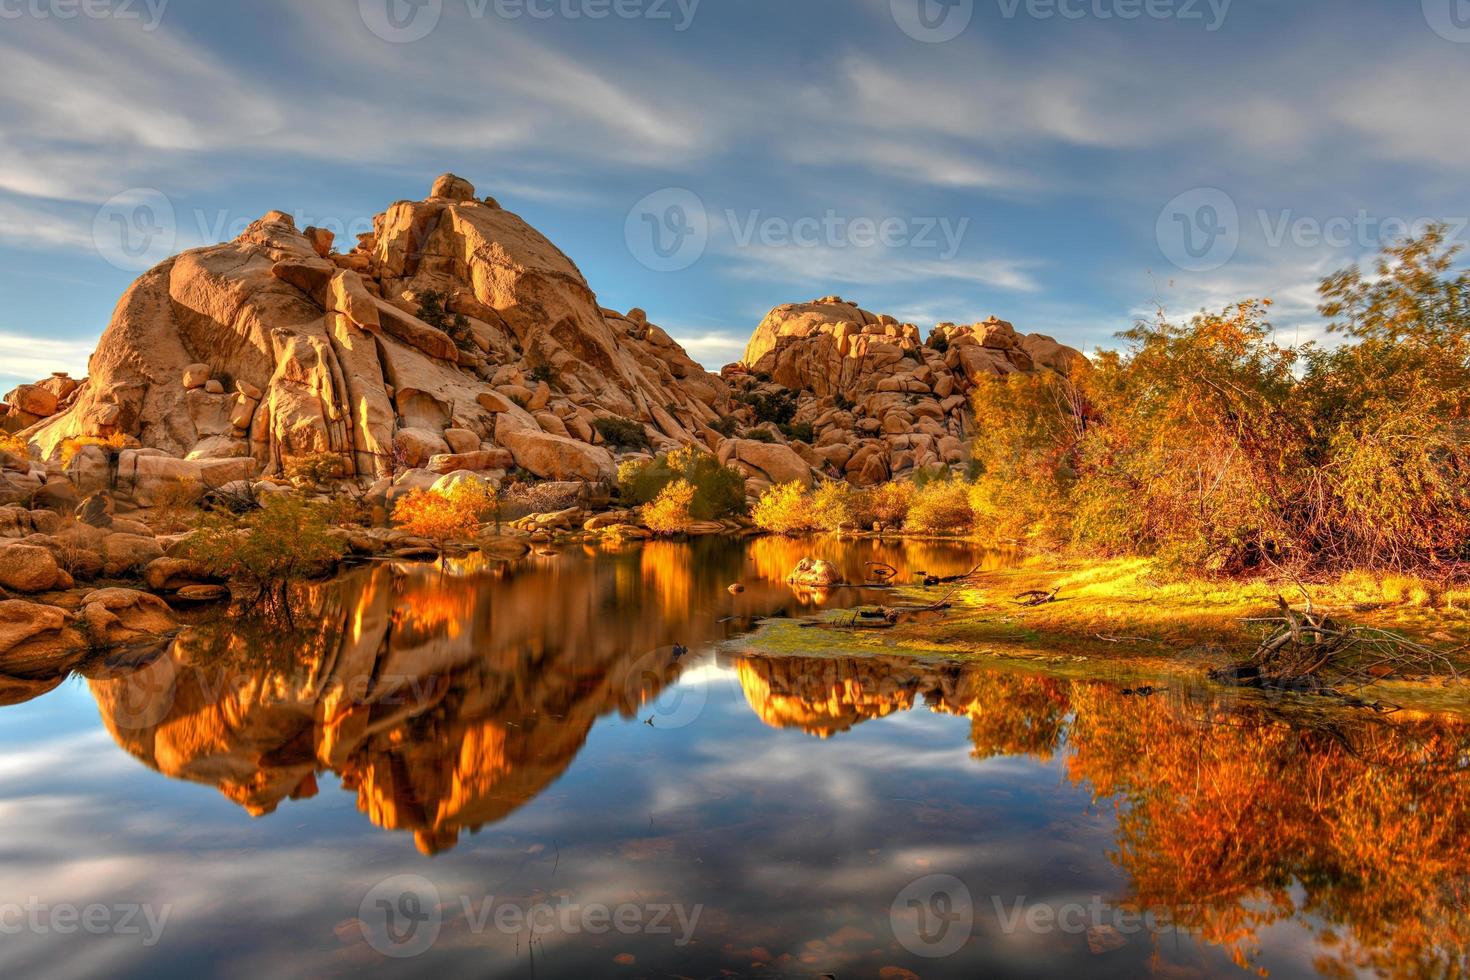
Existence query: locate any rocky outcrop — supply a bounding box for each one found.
[1,373,81,434]
[19,174,730,484]
[9,179,1090,498]
[0,601,86,677]
[722,296,1086,484]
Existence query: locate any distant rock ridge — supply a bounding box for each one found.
[3,178,1086,497]
[721,295,1085,485]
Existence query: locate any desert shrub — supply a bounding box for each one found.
[780,421,815,444]
[808,481,855,531]
[928,332,950,354]
[741,428,776,443]
[184,495,345,597]
[616,447,745,519]
[504,480,581,513]
[752,481,816,534]
[853,481,915,531]
[642,479,696,535]
[205,479,264,515]
[968,370,1086,548]
[710,416,739,437]
[393,480,499,550]
[741,389,798,426]
[284,451,347,488]
[59,433,131,467]
[151,477,204,532]
[905,478,975,535]
[319,491,371,528]
[594,416,651,451]
[964,227,1470,574]
[0,432,27,457]
[417,289,478,354]
[1302,227,1470,568]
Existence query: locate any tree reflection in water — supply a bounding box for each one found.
[6,539,1465,975]
[739,654,1470,978]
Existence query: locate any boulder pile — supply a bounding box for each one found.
[721,296,1086,485]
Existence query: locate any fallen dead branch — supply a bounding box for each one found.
[1013,588,1060,607]
[919,563,985,587]
[1209,593,1461,703]
[802,590,959,631]
[865,562,898,583]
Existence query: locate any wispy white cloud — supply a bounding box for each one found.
[0,200,97,251]
[0,332,94,385]
[670,331,747,369]
[714,239,1042,293]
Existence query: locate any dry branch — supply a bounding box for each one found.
[1210,593,1461,702]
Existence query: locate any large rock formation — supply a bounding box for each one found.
[20,174,730,482]
[722,296,1085,484]
[9,180,1088,498]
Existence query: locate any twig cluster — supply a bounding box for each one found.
[1211,590,1461,700]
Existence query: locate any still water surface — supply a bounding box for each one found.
[0,537,1465,978]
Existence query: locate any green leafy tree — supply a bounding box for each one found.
[184,495,346,605]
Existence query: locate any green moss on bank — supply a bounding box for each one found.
[732,556,1470,710]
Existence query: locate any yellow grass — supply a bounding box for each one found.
[923,557,1470,648]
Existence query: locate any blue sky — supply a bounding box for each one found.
[1,0,1468,391]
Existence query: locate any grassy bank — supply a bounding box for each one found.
[739,555,1470,709]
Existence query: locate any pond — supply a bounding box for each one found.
[0,537,1466,978]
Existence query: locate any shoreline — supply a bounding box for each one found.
[735,552,1470,713]
[8,512,1470,711]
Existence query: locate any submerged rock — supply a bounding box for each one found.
[787,558,844,590]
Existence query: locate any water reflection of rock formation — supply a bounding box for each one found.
[736,652,1470,977]
[735,655,1067,756]
[88,555,710,854]
[72,538,1001,850]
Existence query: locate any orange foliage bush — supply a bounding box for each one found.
[0,432,27,457]
[392,482,497,548]
[751,481,815,534]
[642,479,696,535]
[59,433,132,466]
[854,481,915,531]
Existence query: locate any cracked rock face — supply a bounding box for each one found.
[22,174,731,482]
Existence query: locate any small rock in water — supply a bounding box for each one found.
[787,558,843,589]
